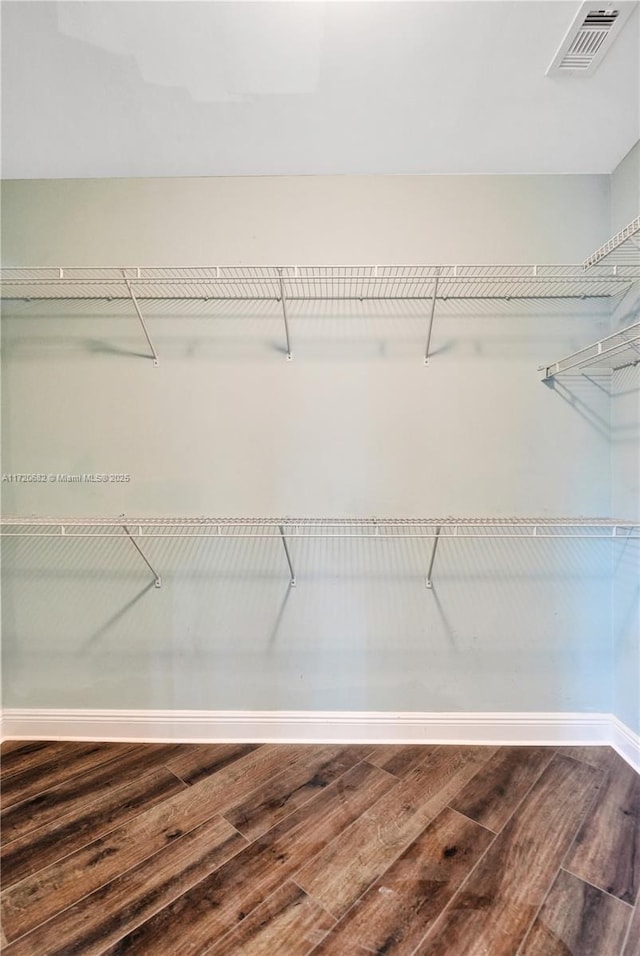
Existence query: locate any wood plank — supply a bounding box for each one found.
[0,744,328,939]
[1,741,26,756]
[3,765,227,940]
[1,766,186,889]
[308,806,494,955]
[366,745,442,778]
[0,742,143,809]
[304,933,371,955]
[623,900,640,956]
[157,743,322,829]
[2,748,381,947]
[2,815,247,956]
[413,754,603,955]
[295,746,495,919]
[165,743,260,784]
[449,746,553,832]
[95,760,396,955]
[1,744,186,843]
[208,881,335,955]
[222,745,371,839]
[519,868,632,956]
[556,746,617,771]
[1,740,54,757]
[1,741,101,780]
[564,750,640,904]
[2,740,631,956]
[165,743,266,785]
[3,793,197,938]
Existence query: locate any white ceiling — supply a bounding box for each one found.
[2,1,639,179]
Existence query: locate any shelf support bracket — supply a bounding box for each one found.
[425,526,441,589]
[278,524,296,586]
[277,269,293,361]
[123,525,162,588]
[123,272,159,367]
[424,270,440,366]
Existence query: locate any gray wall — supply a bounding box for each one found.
[1,174,611,265]
[1,174,617,713]
[611,141,640,734]
[611,140,640,234]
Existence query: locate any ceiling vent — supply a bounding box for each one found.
[547,2,637,76]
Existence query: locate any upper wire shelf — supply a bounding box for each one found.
[2,263,638,301]
[583,216,640,268]
[540,217,640,379]
[2,516,638,539]
[4,515,637,589]
[3,221,638,366]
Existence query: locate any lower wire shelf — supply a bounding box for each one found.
[2,516,638,590]
[540,321,640,380]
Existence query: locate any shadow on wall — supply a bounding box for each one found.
[1,298,610,366]
[542,374,612,440]
[540,292,640,440]
[611,362,640,443]
[612,537,640,733]
[611,357,639,732]
[1,533,613,714]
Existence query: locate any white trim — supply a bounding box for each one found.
[610,715,640,774]
[1,709,615,748]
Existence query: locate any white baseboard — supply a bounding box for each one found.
[0,707,616,743]
[610,716,640,773]
[3,709,636,772]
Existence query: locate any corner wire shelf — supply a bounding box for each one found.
[582,215,640,268]
[2,516,638,591]
[3,260,639,367]
[540,320,640,380]
[541,217,640,380]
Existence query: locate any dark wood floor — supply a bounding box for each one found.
[1,740,638,955]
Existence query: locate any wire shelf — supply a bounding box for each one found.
[540,321,640,379]
[3,233,638,368]
[2,516,638,539]
[583,216,640,268]
[2,263,639,302]
[5,515,635,590]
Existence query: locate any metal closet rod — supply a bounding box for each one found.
[3,517,638,592]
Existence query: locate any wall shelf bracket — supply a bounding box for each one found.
[123,272,159,367]
[279,524,296,586]
[425,525,441,589]
[123,525,162,588]
[277,269,293,361]
[424,270,440,366]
